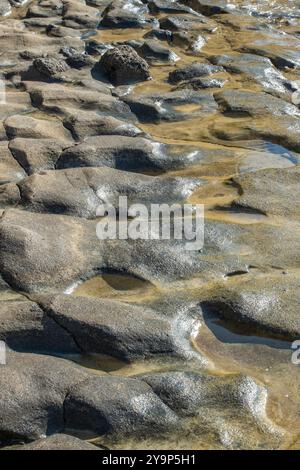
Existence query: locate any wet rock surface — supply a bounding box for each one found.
[0,0,299,452]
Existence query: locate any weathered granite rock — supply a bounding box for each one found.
[231,167,300,218]
[0,351,89,443]
[14,166,201,217]
[29,85,134,121]
[176,77,226,90]
[0,300,79,353]
[210,53,293,99]
[26,0,63,19]
[181,0,235,15]
[0,209,99,292]
[4,115,72,141]
[215,89,300,117]
[37,294,200,360]
[62,0,100,29]
[60,46,94,68]
[209,115,300,154]
[202,271,300,341]
[58,136,233,172]
[148,0,193,14]
[123,90,217,122]
[0,141,26,184]
[9,138,68,174]
[64,375,179,438]
[62,109,142,140]
[100,8,156,29]
[47,24,81,38]
[141,370,284,448]
[126,39,178,63]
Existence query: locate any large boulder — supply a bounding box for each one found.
[98,45,150,85]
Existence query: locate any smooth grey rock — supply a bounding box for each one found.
[9,138,68,174]
[215,89,300,117]
[62,110,142,140]
[100,8,156,29]
[0,209,99,292]
[126,39,178,63]
[15,166,201,217]
[202,272,300,341]
[123,89,217,122]
[0,351,89,443]
[169,62,224,84]
[231,167,300,218]
[4,115,72,141]
[141,370,284,448]
[62,0,100,29]
[181,0,234,15]
[64,375,179,438]
[29,84,134,121]
[0,300,79,353]
[0,141,26,184]
[38,294,200,360]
